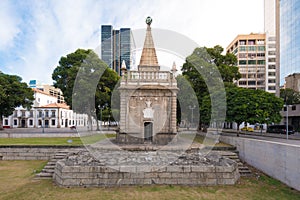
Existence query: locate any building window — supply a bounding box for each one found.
[268,86,276,90]
[29,120,33,126]
[38,111,42,117]
[239,40,246,45]
[14,120,17,126]
[257,60,266,65]
[268,51,276,55]
[248,81,256,85]
[268,65,276,69]
[239,46,246,51]
[238,81,246,86]
[52,120,55,126]
[268,72,276,76]
[239,60,247,65]
[268,58,276,62]
[257,53,265,57]
[257,46,265,51]
[248,40,255,45]
[52,111,56,117]
[292,105,296,111]
[268,79,276,83]
[257,40,265,44]
[268,37,276,41]
[248,46,256,51]
[4,119,8,125]
[239,53,247,58]
[268,44,276,48]
[30,111,33,117]
[248,60,256,65]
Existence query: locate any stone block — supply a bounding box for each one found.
[157,172,171,178]
[191,165,215,172]
[144,172,158,178]
[120,166,136,173]
[215,165,234,173]
[166,166,183,173]
[171,172,186,178]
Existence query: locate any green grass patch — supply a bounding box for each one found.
[180,134,232,147]
[1,160,300,200]
[0,134,115,146]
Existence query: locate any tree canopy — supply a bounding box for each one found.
[0,72,34,129]
[280,88,300,105]
[181,45,240,127]
[52,49,120,128]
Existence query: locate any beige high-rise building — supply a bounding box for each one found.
[226,33,267,91]
[264,0,280,96]
[285,73,300,92]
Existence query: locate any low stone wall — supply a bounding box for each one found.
[0,146,82,160]
[53,149,240,187]
[54,162,239,187]
[219,135,300,191]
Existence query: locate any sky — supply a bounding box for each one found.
[0,0,264,84]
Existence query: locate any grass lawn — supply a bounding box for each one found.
[0,160,299,200]
[0,133,231,148]
[0,134,116,146]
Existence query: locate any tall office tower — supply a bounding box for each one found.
[101,26,134,75]
[101,25,113,68]
[280,0,300,86]
[264,0,280,95]
[227,34,267,91]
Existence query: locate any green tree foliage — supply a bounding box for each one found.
[280,88,300,105]
[0,72,34,129]
[181,46,240,127]
[226,85,283,132]
[52,49,119,129]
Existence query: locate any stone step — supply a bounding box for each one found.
[35,172,53,178]
[35,151,71,179]
[42,168,55,173]
[44,165,55,169]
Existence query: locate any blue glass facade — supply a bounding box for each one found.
[120,28,131,71]
[101,26,131,75]
[280,0,300,84]
[101,25,113,68]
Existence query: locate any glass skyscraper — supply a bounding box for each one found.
[101,26,133,75]
[280,0,300,85]
[101,25,113,68]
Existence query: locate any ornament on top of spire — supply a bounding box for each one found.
[146,16,152,26]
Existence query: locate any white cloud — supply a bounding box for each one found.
[0,0,264,84]
[0,0,20,50]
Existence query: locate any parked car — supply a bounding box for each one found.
[241,126,254,132]
[267,125,294,135]
[70,126,76,130]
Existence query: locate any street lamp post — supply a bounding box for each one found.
[42,112,45,133]
[189,105,196,128]
[285,104,291,140]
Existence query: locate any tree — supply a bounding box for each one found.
[52,49,120,130]
[280,88,300,105]
[0,72,34,129]
[181,46,240,128]
[225,85,284,135]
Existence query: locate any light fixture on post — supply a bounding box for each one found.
[189,105,196,128]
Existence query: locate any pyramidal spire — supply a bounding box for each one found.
[138,17,159,71]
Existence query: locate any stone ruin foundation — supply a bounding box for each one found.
[53,148,240,187]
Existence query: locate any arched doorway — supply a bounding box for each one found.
[144,122,153,142]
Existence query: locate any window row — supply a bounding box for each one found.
[239,60,266,65]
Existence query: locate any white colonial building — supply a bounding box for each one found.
[2,86,91,129]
